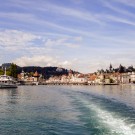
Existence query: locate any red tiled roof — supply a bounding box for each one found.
[33,71,39,77]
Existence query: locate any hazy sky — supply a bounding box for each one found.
[0,0,135,73]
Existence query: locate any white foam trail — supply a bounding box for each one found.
[82,100,135,135]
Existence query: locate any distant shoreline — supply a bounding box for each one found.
[19,82,119,86]
[17,82,135,86]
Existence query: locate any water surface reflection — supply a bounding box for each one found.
[0,85,135,135]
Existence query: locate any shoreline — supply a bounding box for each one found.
[19,82,89,86]
[18,82,135,86]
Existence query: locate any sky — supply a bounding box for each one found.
[0,0,135,73]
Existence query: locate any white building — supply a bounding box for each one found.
[130,72,135,83]
[121,73,130,84]
[71,74,88,83]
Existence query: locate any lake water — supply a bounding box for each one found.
[1,85,135,135]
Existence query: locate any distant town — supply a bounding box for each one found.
[0,63,135,85]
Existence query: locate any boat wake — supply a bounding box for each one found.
[67,90,135,135]
[81,99,135,135]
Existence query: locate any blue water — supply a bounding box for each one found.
[1,85,135,135]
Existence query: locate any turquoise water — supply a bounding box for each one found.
[1,85,135,135]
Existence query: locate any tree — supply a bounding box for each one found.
[118,64,125,73]
[6,70,11,76]
[109,64,113,71]
[106,69,109,73]
[10,63,17,78]
[29,72,34,77]
[100,69,105,73]
[127,66,134,72]
[110,78,114,83]
[0,69,4,75]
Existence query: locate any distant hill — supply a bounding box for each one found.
[0,63,78,79]
[17,66,71,79]
[1,63,20,69]
[1,63,12,69]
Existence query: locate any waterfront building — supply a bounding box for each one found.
[18,69,25,81]
[46,76,61,83]
[94,73,106,84]
[103,74,110,84]
[130,72,135,83]
[61,75,69,83]
[110,73,120,83]
[68,70,73,78]
[94,73,120,84]
[88,74,97,84]
[95,77,101,84]
[56,67,63,72]
[71,73,87,83]
[33,71,40,82]
[17,69,28,81]
[121,73,130,84]
[18,70,42,85]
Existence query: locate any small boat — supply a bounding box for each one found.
[0,68,17,88]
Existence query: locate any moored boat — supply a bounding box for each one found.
[0,68,17,88]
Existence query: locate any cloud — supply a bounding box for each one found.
[0,11,99,38]
[1,0,135,73]
[74,36,83,41]
[9,0,135,28]
[104,14,135,26]
[99,0,135,27]
[44,37,82,48]
[13,55,57,67]
[42,4,101,24]
[113,0,135,8]
[0,29,82,51]
[45,38,67,47]
[0,29,40,50]
[0,12,65,31]
[5,0,101,24]
[1,1,135,36]
[70,0,83,4]
[13,55,78,70]
[1,10,134,44]
[101,0,135,18]
[9,48,135,73]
